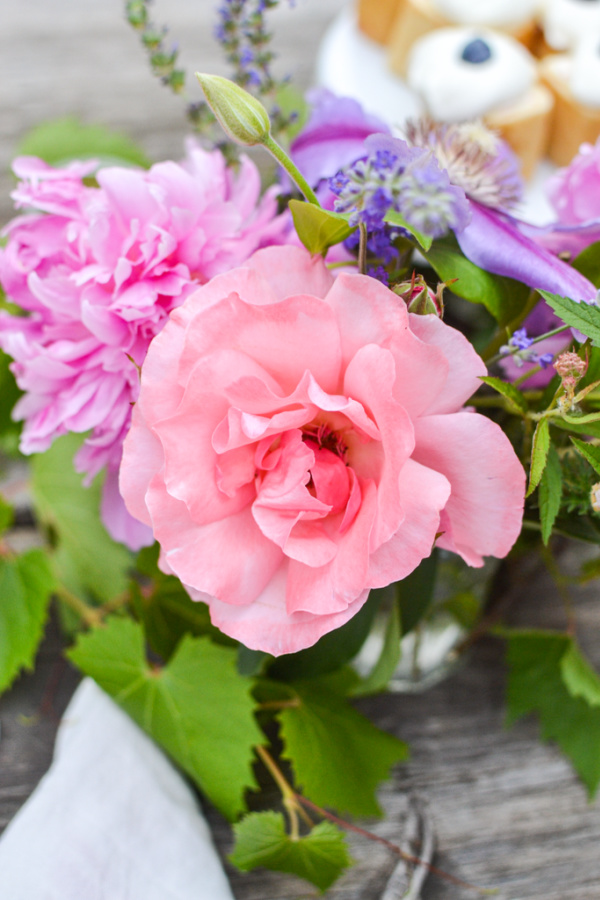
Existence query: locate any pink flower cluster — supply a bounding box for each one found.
[0,143,287,548]
[120,245,525,656]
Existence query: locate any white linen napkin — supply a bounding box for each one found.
[0,678,235,900]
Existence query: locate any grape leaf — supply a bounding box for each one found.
[526,418,551,497]
[278,683,408,817]
[68,617,262,819]
[31,434,133,603]
[539,443,563,545]
[540,290,600,346]
[18,117,151,168]
[0,549,56,693]
[230,812,353,892]
[506,631,600,797]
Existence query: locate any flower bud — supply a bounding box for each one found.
[195,73,271,146]
[393,273,444,317]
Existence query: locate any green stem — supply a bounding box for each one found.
[358,223,368,275]
[263,135,320,206]
[56,586,103,629]
[486,323,571,368]
[481,290,540,363]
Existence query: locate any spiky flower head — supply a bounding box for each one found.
[403,118,523,213]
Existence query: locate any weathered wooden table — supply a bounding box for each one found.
[2,2,600,898]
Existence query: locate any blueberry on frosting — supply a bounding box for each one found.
[461,38,493,64]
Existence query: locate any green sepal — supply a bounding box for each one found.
[289,200,354,257]
[68,617,262,819]
[230,812,353,892]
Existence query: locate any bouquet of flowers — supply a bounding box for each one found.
[2,0,600,892]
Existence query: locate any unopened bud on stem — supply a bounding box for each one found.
[195,73,271,146]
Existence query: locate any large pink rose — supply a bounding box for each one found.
[120,246,525,655]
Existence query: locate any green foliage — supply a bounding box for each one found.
[278,682,408,817]
[570,437,600,478]
[396,550,438,636]
[527,418,551,497]
[0,496,14,535]
[289,200,354,257]
[479,375,528,414]
[18,118,151,168]
[539,444,563,545]
[0,351,22,454]
[0,549,56,693]
[572,241,600,287]
[68,617,262,819]
[268,589,382,681]
[424,236,530,325]
[352,600,401,696]
[540,290,600,347]
[506,631,600,797]
[31,434,133,603]
[230,812,353,892]
[385,209,433,252]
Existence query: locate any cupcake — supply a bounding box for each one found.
[540,36,600,164]
[539,0,600,54]
[406,28,554,177]
[386,0,540,74]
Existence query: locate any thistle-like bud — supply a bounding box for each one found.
[195,73,271,146]
[393,272,444,317]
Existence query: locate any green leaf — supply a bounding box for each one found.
[352,600,401,696]
[479,375,528,414]
[18,118,151,168]
[289,200,354,257]
[570,437,600,477]
[384,209,433,251]
[397,549,438,636]
[527,418,551,497]
[560,642,600,707]
[68,618,262,819]
[31,434,133,603]
[0,350,22,451]
[539,443,563,545]
[424,236,530,325]
[506,631,600,797]
[279,683,408,817]
[540,290,600,346]
[268,588,382,681]
[573,241,600,288]
[0,549,56,693]
[0,496,14,536]
[230,812,353,892]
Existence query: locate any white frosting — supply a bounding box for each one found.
[407,28,537,122]
[433,0,538,27]
[542,0,600,52]
[570,35,600,107]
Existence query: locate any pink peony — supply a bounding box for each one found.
[120,245,525,656]
[0,142,287,549]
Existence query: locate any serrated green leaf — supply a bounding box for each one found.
[506,630,600,797]
[279,683,407,817]
[352,599,401,697]
[560,642,600,707]
[68,617,262,819]
[551,415,600,440]
[424,236,530,325]
[573,241,600,288]
[384,209,433,251]
[289,200,354,257]
[539,443,563,545]
[18,117,151,168]
[570,437,600,477]
[480,375,528,414]
[527,418,551,497]
[230,812,353,892]
[31,434,133,603]
[0,549,56,693]
[540,290,600,346]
